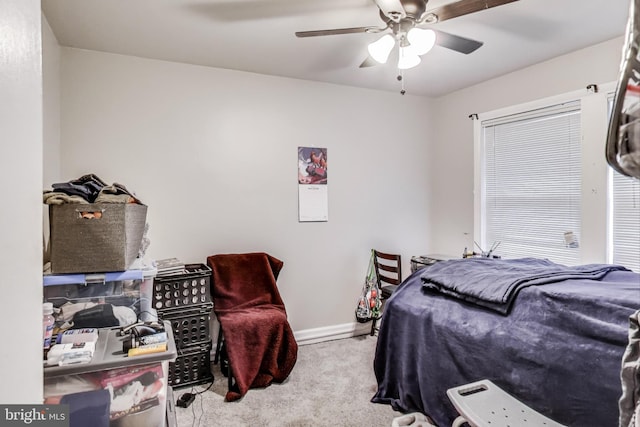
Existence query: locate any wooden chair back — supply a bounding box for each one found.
[373,250,402,289]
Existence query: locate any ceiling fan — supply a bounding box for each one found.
[295,0,519,70]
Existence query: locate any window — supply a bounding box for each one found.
[609,173,640,271]
[476,86,639,269]
[608,96,640,271]
[479,101,582,265]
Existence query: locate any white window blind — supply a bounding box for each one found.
[481,101,582,265]
[607,95,640,272]
[611,173,640,271]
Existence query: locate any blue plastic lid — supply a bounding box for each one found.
[43,270,144,286]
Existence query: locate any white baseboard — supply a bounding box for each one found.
[208,317,373,351]
[294,321,373,346]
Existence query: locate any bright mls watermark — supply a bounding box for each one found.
[0,405,68,426]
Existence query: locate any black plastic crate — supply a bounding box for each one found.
[153,264,212,313]
[169,342,213,388]
[161,304,213,349]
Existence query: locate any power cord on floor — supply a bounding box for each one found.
[193,389,206,427]
[175,381,214,427]
[176,381,213,408]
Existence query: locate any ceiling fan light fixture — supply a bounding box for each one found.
[407,28,436,56]
[398,46,421,70]
[367,34,395,64]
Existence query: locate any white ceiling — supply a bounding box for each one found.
[42,0,631,97]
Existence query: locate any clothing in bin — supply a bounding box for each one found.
[43,269,154,333]
[43,174,148,274]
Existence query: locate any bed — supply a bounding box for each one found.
[371,257,640,427]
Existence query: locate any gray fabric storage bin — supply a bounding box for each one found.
[49,203,147,273]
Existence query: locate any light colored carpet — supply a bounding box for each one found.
[174,335,399,427]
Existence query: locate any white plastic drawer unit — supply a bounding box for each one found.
[44,322,177,427]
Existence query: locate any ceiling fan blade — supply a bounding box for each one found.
[434,30,484,54]
[372,0,406,22]
[295,26,373,37]
[426,0,519,23]
[359,56,381,68]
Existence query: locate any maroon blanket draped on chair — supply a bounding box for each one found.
[206,252,298,401]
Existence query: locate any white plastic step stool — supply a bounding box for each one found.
[446,379,566,427]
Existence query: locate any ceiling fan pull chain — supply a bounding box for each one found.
[398,70,406,95]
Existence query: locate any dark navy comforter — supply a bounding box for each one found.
[372,259,640,427]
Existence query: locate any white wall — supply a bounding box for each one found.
[428,37,625,258]
[42,16,61,187]
[42,15,61,261]
[0,0,43,403]
[58,48,433,335]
